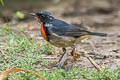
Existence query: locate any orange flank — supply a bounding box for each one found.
[40,23,48,41]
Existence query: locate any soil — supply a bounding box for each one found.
[0,0,120,70]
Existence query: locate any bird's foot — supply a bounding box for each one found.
[55,55,75,71]
[64,60,75,71]
[55,53,69,68]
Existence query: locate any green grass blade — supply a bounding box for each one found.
[0,0,4,6]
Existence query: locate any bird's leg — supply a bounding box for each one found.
[66,46,76,71]
[55,48,69,68]
[71,46,75,56]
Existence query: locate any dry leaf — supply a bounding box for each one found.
[73,51,81,61]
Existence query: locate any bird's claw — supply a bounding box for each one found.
[55,53,69,68]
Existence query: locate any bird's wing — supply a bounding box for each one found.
[47,19,90,37]
[63,25,91,37]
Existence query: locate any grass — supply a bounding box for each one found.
[0,0,4,6]
[0,24,120,80]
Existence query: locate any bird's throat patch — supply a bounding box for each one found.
[40,23,48,41]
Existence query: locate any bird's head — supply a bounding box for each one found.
[30,11,54,23]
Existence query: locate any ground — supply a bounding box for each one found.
[0,0,120,79]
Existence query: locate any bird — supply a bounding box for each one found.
[30,11,107,70]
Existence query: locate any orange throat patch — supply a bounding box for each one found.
[40,23,48,41]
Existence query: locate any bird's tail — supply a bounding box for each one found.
[88,32,108,37]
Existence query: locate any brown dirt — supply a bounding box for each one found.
[1,0,120,70]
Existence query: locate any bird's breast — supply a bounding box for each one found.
[48,33,76,47]
[40,23,48,41]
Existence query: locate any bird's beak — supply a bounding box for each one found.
[30,13,36,16]
[30,13,41,23]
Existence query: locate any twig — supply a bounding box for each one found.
[84,41,102,71]
[0,68,44,80]
[42,56,57,59]
[84,52,102,71]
